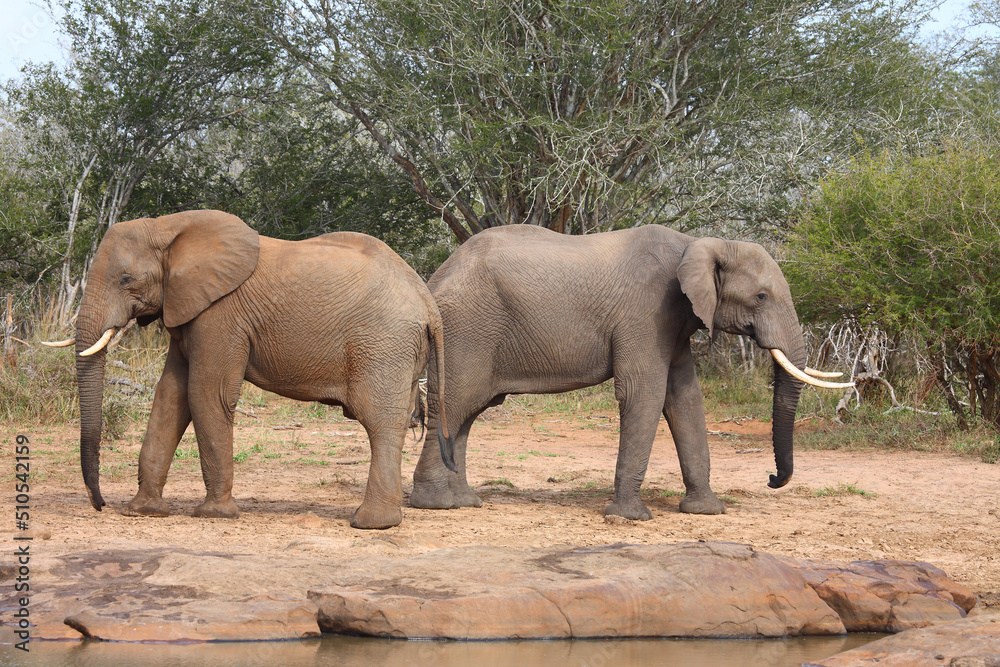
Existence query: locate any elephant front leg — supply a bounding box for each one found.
[186,352,246,519]
[351,422,405,529]
[663,349,725,515]
[605,375,668,521]
[124,339,191,517]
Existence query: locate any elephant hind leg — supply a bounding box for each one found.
[411,409,485,510]
[350,421,405,529]
[345,373,415,529]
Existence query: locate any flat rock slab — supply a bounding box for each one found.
[308,542,974,639]
[1,542,975,642]
[809,616,1000,666]
[0,549,322,642]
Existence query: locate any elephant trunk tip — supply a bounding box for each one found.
[438,427,458,474]
[767,471,792,489]
[85,483,106,512]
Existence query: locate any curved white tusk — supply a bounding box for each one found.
[41,337,76,348]
[79,328,116,357]
[805,367,844,379]
[770,349,855,389]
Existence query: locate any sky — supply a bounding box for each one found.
[0,0,63,82]
[0,0,987,84]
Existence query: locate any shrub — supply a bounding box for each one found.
[787,143,1000,429]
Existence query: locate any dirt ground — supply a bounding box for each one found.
[7,398,1000,606]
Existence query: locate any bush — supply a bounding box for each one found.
[787,143,1000,429]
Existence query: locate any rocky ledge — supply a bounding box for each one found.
[309,542,974,639]
[807,616,1000,666]
[0,541,975,642]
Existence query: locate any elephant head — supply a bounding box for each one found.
[69,210,259,510]
[678,237,852,489]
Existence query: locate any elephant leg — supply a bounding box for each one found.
[411,410,483,509]
[606,373,667,521]
[350,408,410,529]
[123,338,191,517]
[186,347,246,519]
[663,347,725,515]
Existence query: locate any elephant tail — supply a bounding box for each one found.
[428,305,457,473]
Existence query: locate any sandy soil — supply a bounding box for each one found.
[7,398,1000,605]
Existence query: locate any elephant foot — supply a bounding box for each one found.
[605,498,653,521]
[410,482,483,509]
[452,487,483,508]
[409,482,453,509]
[192,496,240,518]
[679,492,726,515]
[350,503,403,530]
[122,494,171,517]
[410,481,458,509]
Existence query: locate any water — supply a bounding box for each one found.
[1,633,883,666]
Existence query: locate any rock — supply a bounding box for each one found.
[809,616,1000,666]
[63,595,320,642]
[1,542,977,643]
[0,548,329,641]
[784,556,977,632]
[309,542,847,639]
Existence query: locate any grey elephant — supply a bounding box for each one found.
[410,224,850,520]
[44,210,450,529]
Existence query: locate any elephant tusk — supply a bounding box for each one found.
[41,337,76,348]
[79,328,116,357]
[770,349,855,389]
[804,367,844,379]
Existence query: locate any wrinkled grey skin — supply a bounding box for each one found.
[412,224,805,520]
[75,210,447,529]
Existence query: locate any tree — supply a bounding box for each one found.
[278,0,939,242]
[121,78,452,277]
[1,0,281,319]
[786,143,1000,429]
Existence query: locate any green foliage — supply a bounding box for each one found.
[0,0,448,295]
[812,482,877,498]
[789,145,1000,341]
[283,0,938,240]
[0,346,78,424]
[479,478,515,488]
[788,143,1000,428]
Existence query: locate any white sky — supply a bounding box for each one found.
[0,0,63,83]
[0,0,987,84]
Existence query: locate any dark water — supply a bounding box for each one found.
[1,634,884,666]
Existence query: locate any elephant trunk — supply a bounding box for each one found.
[75,312,111,511]
[767,333,806,489]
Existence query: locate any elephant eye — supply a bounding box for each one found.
[119,274,134,287]
[755,292,767,304]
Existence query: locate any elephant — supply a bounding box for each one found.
[44,210,451,529]
[410,224,851,520]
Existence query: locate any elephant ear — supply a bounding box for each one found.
[162,211,260,328]
[677,237,728,338]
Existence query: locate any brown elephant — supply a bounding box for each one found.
[47,210,450,529]
[410,224,851,520]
